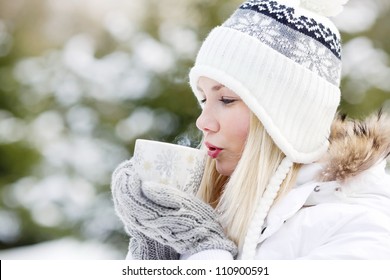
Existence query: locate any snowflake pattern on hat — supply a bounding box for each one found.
[239,0,341,59]
[223,8,340,85]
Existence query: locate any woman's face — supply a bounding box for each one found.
[196,77,250,176]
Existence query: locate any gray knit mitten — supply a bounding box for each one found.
[112,160,179,260]
[128,230,179,260]
[112,159,238,258]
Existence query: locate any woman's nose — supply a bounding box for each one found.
[196,106,219,133]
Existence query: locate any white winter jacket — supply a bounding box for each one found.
[182,160,390,260]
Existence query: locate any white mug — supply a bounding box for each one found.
[133,139,206,194]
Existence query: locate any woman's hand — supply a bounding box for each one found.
[112,160,179,260]
[111,159,237,258]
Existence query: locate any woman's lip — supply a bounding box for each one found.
[205,142,223,159]
[208,149,222,158]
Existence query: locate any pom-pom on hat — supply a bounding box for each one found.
[189,0,349,164]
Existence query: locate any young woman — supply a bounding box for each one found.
[111,0,390,259]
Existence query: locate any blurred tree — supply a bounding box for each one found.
[0,0,389,258]
[338,0,390,117]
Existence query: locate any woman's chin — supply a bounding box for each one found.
[215,161,235,177]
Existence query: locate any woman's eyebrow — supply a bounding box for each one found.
[196,84,225,92]
[212,84,225,91]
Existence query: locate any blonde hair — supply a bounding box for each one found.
[196,113,301,254]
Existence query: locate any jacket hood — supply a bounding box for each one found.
[318,111,390,182]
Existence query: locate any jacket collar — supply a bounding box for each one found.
[259,163,321,242]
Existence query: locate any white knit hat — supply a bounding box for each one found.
[189,0,348,164]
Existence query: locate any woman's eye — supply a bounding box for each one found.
[200,98,206,104]
[220,97,236,105]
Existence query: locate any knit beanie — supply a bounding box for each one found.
[189,0,348,164]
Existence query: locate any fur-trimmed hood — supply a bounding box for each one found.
[318,111,390,182]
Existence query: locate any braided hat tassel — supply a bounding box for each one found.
[241,157,293,259]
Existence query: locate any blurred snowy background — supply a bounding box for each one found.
[0,0,389,259]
